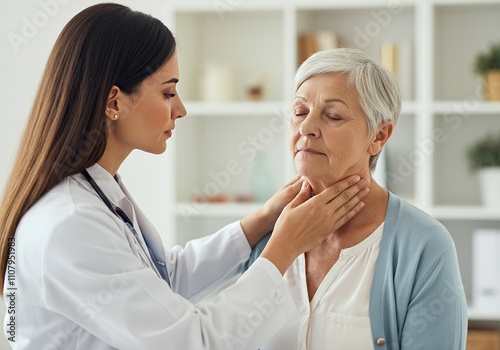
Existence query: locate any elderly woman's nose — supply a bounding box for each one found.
[299,115,320,137]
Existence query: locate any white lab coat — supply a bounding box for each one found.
[4,164,296,349]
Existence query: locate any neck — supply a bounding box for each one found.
[311,176,389,241]
[340,180,388,231]
[307,170,372,195]
[98,142,131,177]
[314,181,388,251]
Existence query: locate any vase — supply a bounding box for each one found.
[251,153,275,203]
[200,63,234,102]
[478,167,500,207]
[484,70,500,101]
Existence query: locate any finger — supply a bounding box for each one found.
[330,185,369,217]
[325,179,370,214]
[289,180,311,207]
[327,178,370,206]
[330,199,366,233]
[313,175,362,204]
[280,176,305,200]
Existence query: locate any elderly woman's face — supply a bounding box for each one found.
[290,73,373,187]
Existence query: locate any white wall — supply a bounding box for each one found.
[0,1,176,347]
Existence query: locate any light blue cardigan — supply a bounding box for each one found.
[246,192,468,349]
[369,192,467,349]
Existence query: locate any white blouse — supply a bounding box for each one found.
[261,223,384,350]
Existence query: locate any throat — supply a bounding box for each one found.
[305,244,341,301]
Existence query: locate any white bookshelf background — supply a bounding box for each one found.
[160,0,500,324]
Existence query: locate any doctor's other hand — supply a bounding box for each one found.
[240,175,304,247]
[260,176,370,275]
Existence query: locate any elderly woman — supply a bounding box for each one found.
[259,48,467,349]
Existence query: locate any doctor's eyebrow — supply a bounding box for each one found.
[162,78,179,85]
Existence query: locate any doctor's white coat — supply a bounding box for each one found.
[4,164,296,349]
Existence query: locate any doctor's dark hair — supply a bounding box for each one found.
[0,3,176,289]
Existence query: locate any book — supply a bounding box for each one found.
[380,42,398,76]
[297,31,342,66]
[472,228,500,310]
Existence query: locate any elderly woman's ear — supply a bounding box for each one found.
[368,122,394,156]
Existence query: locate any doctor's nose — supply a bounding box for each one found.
[173,95,187,120]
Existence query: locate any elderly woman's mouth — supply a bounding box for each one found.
[298,148,324,155]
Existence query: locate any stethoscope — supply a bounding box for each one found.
[81,170,171,286]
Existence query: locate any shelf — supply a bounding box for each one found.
[401,101,417,114]
[174,10,284,101]
[172,1,284,12]
[175,203,497,220]
[433,3,500,100]
[431,206,500,220]
[294,0,415,10]
[432,114,500,207]
[433,0,500,6]
[176,202,261,217]
[433,101,500,115]
[164,1,500,306]
[184,101,285,117]
[184,100,416,117]
[468,307,500,322]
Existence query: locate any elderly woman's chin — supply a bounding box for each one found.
[294,165,337,193]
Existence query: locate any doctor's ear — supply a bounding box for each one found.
[105,86,127,121]
[368,122,394,156]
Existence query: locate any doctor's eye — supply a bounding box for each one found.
[163,93,176,99]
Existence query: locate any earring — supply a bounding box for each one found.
[113,114,119,120]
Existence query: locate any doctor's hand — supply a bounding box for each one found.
[241,175,304,247]
[260,176,369,275]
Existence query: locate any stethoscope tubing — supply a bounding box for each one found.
[81,170,165,281]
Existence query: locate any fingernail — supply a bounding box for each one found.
[352,175,361,183]
[302,181,308,190]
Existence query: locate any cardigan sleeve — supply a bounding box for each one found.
[369,194,468,349]
[400,245,468,349]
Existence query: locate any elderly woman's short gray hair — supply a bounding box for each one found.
[293,48,401,172]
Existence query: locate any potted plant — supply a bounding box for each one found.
[473,42,500,101]
[466,131,500,207]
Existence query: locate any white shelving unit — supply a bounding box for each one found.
[159,0,500,325]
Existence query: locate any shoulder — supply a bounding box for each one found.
[16,176,137,280]
[384,192,453,252]
[16,176,119,251]
[379,192,460,284]
[378,193,463,292]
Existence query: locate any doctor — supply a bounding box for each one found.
[0,3,369,349]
